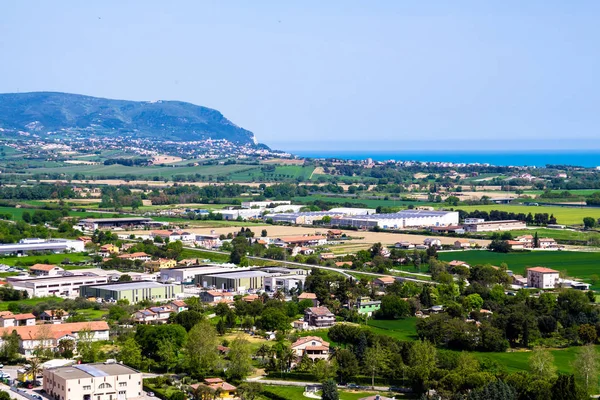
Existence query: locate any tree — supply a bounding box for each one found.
[321,379,339,400]
[226,336,254,381]
[77,328,99,363]
[408,340,437,392]
[466,380,517,400]
[335,349,359,384]
[118,274,132,282]
[578,324,597,344]
[551,374,580,400]
[312,359,337,382]
[261,229,268,238]
[364,343,387,388]
[173,310,204,331]
[533,231,540,248]
[257,308,289,332]
[57,338,75,358]
[238,382,262,400]
[0,331,20,362]
[583,217,596,229]
[572,345,598,396]
[157,338,178,373]
[529,347,556,380]
[119,337,142,369]
[184,320,220,377]
[28,357,42,386]
[376,295,410,319]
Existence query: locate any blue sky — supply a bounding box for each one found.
[1,1,599,152]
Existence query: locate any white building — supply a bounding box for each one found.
[8,274,111,298]
[263,274,306,293]
[527,267,560,289]
[213,209,263,220]
[241,200,291,209]
[463,220,527,232]
[337,210,459,229]
[159,265,243,284]
[0,239,85,255]
[0,321,110,356]
[328,207,377,216]
[44,362,144,400]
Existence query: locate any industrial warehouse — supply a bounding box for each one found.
[336,210,460,229]
[0,238,85,255]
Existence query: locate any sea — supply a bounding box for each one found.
[292,151,600,168]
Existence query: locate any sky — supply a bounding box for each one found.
[1,1,599,152]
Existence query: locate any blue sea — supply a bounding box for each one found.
[292,151,600,168]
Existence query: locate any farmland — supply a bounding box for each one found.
[365,318,419,341]
[455,204,600,225]
[439,250,600,284]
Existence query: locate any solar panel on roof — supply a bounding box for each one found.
[75,364,109,377]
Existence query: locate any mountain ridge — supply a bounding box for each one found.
[0,91,259,145]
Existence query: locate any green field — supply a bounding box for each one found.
[478,228,600,244]
[0,296,64,311]
[0,253,90,267]
[439,250,600,283]
[73,308,108,321]
[455,204,600,225]
[365,318,419,341]
[263,385,396,400]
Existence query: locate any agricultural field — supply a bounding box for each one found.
[455,204,600,225]
[438,250,600,285]
[478,228,600,244]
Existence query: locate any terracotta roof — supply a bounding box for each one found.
[306,307,333,316]
[528,267,559,273]
[448,260,468,267]
[204,378,223,384]
[118,252,149,259]
[335,261,353,267]
[375,276,395,283]
[0,311,13,317]
[298,292,317,300]
[152,230,173,236]
[242,294,259,302]
[171,300,187,307]
[30,264,59,272]
[205,290,234,298]
[306,345,329,351]
[291,336,329,348]
[539,238,557,242]
[507,240,523,245]
[13,313,35,320]
[0,321,109,341]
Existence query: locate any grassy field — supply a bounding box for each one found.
[365,318,419,341]
[262,385,397,400]
[73,308,108,321]
[477,228,600,244]
[0,253,90,267]
[0,296,64,311]
[292,195,427,209]
[439,250,600,283]
[455,204,600,225]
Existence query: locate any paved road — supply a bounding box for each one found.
[182,246,437,284]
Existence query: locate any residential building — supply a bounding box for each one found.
[190,378,237,400]
[39,309,69,324]
[0,313,36,328]
[507,240,526,250]
[132,306,173,324]
[463,220,527,232]
[170,300,188,313]
[144,258,177,272]
[395,241,415,249]
[200,290,235,304]
[274,235,327,247]
[99,244,120,255]
[195,234,222,249]
[373,276,395,289]
[291,336,330,364]
[515,235,534,248]
[29,264,65,277]
[423,238,442,248]
[527,267,560,289]
[356,297,381,317]
[539,238,559,249]
[80,281,183,303]
[447,260,469,268]
[0,239,85,256]
[304,307,335,328]
[0,321,110,356]
[117,252,151,262]
[43,362,144,400]
[298,292,319,307]
[454,239,471,249]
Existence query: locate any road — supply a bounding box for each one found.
[182,246,437,284]
[247,377,391,392]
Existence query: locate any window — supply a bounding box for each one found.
[99,383,113,389]
[83,385,91,390]
[119,382,127,387]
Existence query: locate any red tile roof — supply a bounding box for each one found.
[0,321,109,340]
[306,306,333,316]
[30,264,59,272]
[291,336,329,348]
[278,235,326,244]
[528,267,559,273]
[298,292,317,300]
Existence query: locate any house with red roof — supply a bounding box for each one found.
[527,267,560,289]
[291,336,330,365]
[304,306,335,328]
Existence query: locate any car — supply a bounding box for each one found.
[146,392,155,397]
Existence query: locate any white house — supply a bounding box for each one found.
[527,267,560,289]
[290,336,330,366]
[29,264,65,277]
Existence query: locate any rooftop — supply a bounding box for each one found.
[528,267,559,273]
[49,362,140,380]
[84,281,179,291]
[30,263,60,272]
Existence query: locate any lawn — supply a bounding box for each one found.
[72,308,108,321]
[365,318,419,341]
[0,296,64,311]
[0,253,91,267]
[262,385,395,400]
[476,228,600,244]
[438,250,600,283]
[455,204,600,226]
